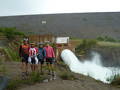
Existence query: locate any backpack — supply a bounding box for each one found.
[37,48,46,59]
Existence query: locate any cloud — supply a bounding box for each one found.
[0,0,120,16]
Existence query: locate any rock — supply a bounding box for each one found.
[43,79,49,83]
[0,76,9,90]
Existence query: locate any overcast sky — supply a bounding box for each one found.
[0,0,120,16]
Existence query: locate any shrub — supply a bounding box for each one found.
[96,36,104,41]
[97,36,117,42]
[0,27,25,40]
[51,43,57,48]
[4,47,20,62]
[75,39,97,55]
[104,36,116,42]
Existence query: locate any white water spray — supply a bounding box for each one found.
[61,49,120,83]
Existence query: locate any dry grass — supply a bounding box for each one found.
[97,41,120,47]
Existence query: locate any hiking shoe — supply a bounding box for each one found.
[48,71,56,80]
[21,72,25,76]
[53,76,56,80]
[49,76,53,81]
[21,72,26,80]
[52,72,56,80]
[25,72,29,76]
[52,71,56,76]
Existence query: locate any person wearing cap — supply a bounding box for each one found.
[19,39,30,78]
[28,42,38,72]
[37,42,46,74]
[44,41,56,80]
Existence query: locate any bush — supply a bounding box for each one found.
[0,27,25,40]
[104,36,116,42]
[75,39,97,55]
[97,36,117,42]
[51,43,57,48]
[96,36,104,41]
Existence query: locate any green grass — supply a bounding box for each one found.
[97,41,120,47]
[0,65,7,75]
[0,27,25,40]
[70,38,120,47]
[75,39,97,55]
[7,72,47,90]
[70,37,82,40]
[59,71,77,80]
[7,79,34,90]
[29,72,46,83]
[4,47,20,62]
[96,36,118,42]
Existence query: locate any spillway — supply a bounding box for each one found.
[61,49,120,83]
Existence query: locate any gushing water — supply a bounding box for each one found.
[61,49,120,83]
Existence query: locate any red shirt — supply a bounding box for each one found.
[19,44,30,56]
[29,47,38,57]
[44,46,55,58]
[35,47,38,53]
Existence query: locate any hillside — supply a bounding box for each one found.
[0,39,120,90]
[0,12,120,39]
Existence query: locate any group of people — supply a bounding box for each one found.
[19,39,56,80]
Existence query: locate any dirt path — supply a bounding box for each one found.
[0,61,21,80]
[18,76,120,90]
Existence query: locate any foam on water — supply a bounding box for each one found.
[61,49,120,83]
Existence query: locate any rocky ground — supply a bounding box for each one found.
[0,60,119,90]
[18,79,120,90]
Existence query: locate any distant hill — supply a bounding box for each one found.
[0,12,120,39]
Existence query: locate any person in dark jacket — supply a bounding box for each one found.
[37,42,46,74]
[19,39,30,78]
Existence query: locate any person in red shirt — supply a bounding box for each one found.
[19,39,30,78]
[44,41,56,80]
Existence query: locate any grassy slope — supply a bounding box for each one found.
[70,38,120,47]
